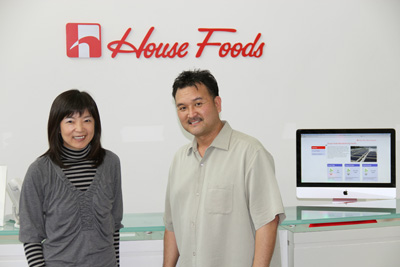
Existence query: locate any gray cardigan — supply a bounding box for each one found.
[19,150,123,267]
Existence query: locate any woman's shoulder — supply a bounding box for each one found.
[28,155,52,170]
[103,149,120,164]
[24,155,55,183]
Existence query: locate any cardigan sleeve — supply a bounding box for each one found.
[19,160,47,243]
[109,152,124,231]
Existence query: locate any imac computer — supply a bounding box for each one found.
[296,129,396,201]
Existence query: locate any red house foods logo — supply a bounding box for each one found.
[66,23,265,59]
[66,23,101,58]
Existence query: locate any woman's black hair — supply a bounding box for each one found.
[43,89,105,167]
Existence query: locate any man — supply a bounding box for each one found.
[163,69,285,267]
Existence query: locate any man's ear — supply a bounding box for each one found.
[214,96,222,113]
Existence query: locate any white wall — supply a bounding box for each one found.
[1,0,400,213]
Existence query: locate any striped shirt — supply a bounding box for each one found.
[61,145,96,191]
[23,145,120,267]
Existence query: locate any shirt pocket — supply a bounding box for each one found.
[205,184,233,214]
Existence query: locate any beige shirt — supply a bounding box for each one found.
[164,122,285,267]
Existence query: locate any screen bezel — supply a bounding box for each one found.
[296,128,396,189]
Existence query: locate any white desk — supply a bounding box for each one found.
[2,201,400,267]
[278,199,400,267]
[0,213,165,267]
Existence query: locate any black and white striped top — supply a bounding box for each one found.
[23,145,120,267]
[61,145,96,191]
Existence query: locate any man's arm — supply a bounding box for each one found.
[163,229,179,267]
[252,215,279,267]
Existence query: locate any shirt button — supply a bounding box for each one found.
[196,192,199,196]
[200,163,204,167]
[193,252,196,256]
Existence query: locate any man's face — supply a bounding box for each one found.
[175,83,222,140]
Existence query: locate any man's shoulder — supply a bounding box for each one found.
[230,129,274,159]
[168,143,193,171]
[174,142,192,157]
[231,129,264,149]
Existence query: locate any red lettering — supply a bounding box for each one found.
[231,43,242,57]
[167,43,179,58]
[155,43,169,58]
[144,43,156,58]
[197,28,265,58]
[137,27,154,58]
[219,43,230,57]
[152,43,189,58]
[107,28,135,58]
[177,43,189,58]
[196,28,236,57]
[107,27,189,59]
[253,43,264,58]
[242,33,263,57]
[107,27,263,59]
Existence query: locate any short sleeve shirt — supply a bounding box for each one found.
[164,122,285,267]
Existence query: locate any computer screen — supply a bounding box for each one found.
[296,129,396,200]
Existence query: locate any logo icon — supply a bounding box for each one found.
[66,23,101,58]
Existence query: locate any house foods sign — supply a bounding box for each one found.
[66,23,265,59]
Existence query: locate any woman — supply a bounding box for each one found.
[19,90,123,267]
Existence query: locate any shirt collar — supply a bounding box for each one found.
[61,144,91,160]
[187,121,232,155]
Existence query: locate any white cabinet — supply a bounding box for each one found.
[0,243,27,267]
[0,239,164,267]
[279,220,400,267]
[120,240,163,266]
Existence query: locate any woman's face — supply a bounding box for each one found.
[60,109,95,150]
